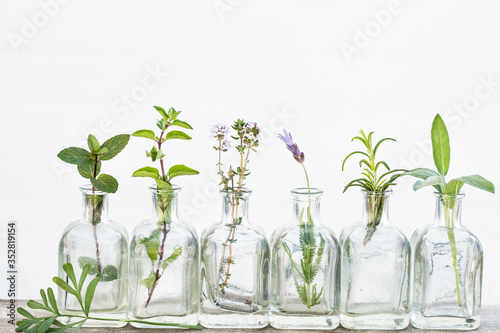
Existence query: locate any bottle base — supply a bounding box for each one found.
[410,312,480,330]
[199,308,269,328]
[340,312,409,330]
[129,312,199,329]
[270,311,339,330]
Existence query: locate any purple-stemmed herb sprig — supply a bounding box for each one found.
[131,106,199,307]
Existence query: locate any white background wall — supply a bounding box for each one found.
[1,0,499,305]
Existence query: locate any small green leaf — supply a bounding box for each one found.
[154,106,169,120]
[431,114,450,176]
[47,288,59,314]
[63,263,78,289]
[455,175,496,194]
[84,277,100,316]
[146,146,164,162]
[170,119,193,130]
[78,265,91,293]
[413,175,443,191]
[162,246,182,270]
[87,134,100,153]
[99,134,130,161]
[90,174,118,193]
[140,274,156,290]
[78,257,98,275]
[40,289,48,308]
[140,230,162,261]
[77,160,101,179]
[132,166,160,179]
[168,164,199,180]
[155,178,172,189]
[132,129,156,140]
[18,307,35,319]
[26,300,49,311]
[100,265,118,282]
[37,316,56,333]
[163,130,192,141]
[52,277,77,297]
[445,179,464,195]
[57,147,93,166]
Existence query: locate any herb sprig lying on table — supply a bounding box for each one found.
[16,263,202,332]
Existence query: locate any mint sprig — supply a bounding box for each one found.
[132,106,198,308]
[57,134,130,193]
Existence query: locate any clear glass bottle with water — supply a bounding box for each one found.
[128,185,199,328]
[411,193,482,330]
[58,185,128,327]
[199,188,270,328]
[270,188,340,329]
[339,189,410,329]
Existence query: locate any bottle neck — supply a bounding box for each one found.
[360,190,391,228]
[80,186,109,225]
[151,186,180,225]
[434,193,463,228]
[220,189,251,225]
[291,188,323,225]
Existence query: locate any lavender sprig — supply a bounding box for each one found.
[278,130,323,309]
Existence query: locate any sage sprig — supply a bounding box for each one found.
[57,134,130,193]
[278,130,324,309]
[342,130,406,244]
[15,263,202,332]
[405,113,495,307]
[131,106,199,307]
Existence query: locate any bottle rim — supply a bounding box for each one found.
[291,187,323,196]
[79,184,108,195]
[149,184,182,194]
[434,191,465,199]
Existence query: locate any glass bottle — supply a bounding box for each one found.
[58,185,128,327]
[129,185,199,328]
[200,188,269,328]
[270,188,340,329]
[411,193,482,330]
[339,189,410,329]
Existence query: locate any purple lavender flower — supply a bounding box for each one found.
[278,130,305,164]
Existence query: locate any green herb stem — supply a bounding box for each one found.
[443,199,462,307]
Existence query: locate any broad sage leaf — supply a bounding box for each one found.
[455,175,495,194]
[413,175,443,191]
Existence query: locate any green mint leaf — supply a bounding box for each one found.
[413,175,442,191]
[162,246,182,270]
[140,275,156,290]
[445,179,465,195]
[77,257,99,275]
[156,119,167,130]
[87,134,100,153]
[57,147,93,166]
[77,160,101,179]
[163,130,192,141]
[140,229,162,261]
[100,265,118,282]
[154,106,169,120]
[84,277,100,316]
[168,164,199,180]
[97,147,108,155]
[132,166,160,179]
[170,119,192,130]
[99,134,130,161]
[90,174,119,193]
[132,129,156,140]
[155,178,172,189]
[431,114,450,176]
[454,175,495,194]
